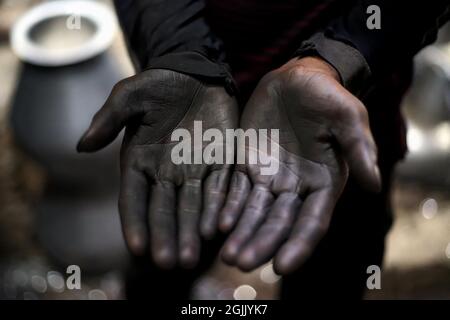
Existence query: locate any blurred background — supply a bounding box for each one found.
[0,0,449,300]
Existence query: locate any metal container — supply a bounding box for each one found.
[10,0,131,273]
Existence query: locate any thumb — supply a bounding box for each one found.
[77,80,137,153]
[334,101,381,193]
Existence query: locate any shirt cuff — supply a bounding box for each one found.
[294,32,372,96]
[147,51,237,96]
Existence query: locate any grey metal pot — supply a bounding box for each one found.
[10,1,132,273]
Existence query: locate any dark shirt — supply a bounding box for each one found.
[205,0,341,92]
[113,0,450,161]
[114,0,449,91]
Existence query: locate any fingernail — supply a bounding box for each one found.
[201,225,216,240]
[179,246,199,269]
[153,247,176,270]
[76,130,91,153]
[219,216,234,233]
[237,249,256,272]
[127,233,146,256]
[76,137,86,153]
[221,243,239,265]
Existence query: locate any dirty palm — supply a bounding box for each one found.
[78,69,238,269]
[78,58,380,274]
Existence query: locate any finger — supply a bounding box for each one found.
[334,100,381,192]
[77,78,140,152]
[236,193,301,271]
[274,189,335,274]
[221,185,274,265]
[218,171,251,233]
[200,168,231,239]
[119,166,149,256]
[148,181,177,269]
[178,179,202,268]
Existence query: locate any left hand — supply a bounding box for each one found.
[219,57,381,274]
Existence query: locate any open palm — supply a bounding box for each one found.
[219,58,381,274]
[78,69,238,269]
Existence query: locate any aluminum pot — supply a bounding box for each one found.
[9,0,132,273]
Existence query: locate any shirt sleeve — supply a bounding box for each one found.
[295,1,450,96]
[113,0,236,94]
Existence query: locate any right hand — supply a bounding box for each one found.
[77,69,238,269]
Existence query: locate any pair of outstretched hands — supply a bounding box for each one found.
[77,56,381,274]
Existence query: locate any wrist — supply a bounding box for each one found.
[288,56,341,83]
[147,51,237,96]
[280,56,342,84]
[294,32,372,96]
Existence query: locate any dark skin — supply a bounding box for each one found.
[219,56,381,274]
[78,57,380,274]
[77,69,239,269]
